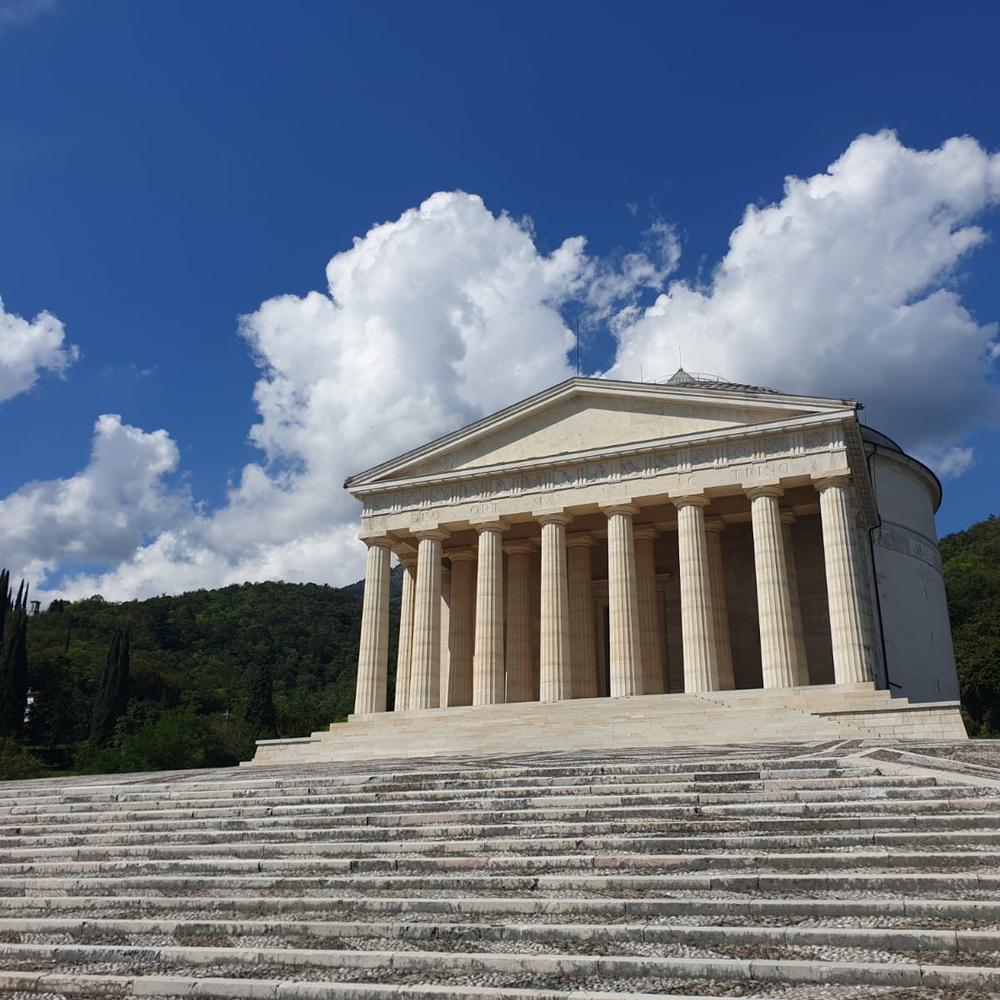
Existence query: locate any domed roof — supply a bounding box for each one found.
[663,367,780,395]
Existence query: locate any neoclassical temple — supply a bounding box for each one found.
[251,373,965,765]
[349,372,959,715]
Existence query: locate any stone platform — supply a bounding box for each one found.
[250,683,966,765]
[0,739,999,999]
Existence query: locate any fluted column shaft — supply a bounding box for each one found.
[410,530,447,710]
[446,550,476,706]
[355,539,391,714]
[538,512,572,702]
[676,496,718,692]
[817,476,870,684]
[704,519,735,691]
[504,542,535,703]
[748,486,799,689]
[473,522,507,705]
[633,526,664,695]
[605,504,643,697]
[780,513,810,686]
[393,558,416,711]
[566,534,598,699]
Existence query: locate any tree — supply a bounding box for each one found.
[0,574,29,741]
[90,626,131,746]
[242,661,278,741]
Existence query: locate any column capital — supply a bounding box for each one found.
[779,511,797,526]
[813,473,852,492]
[672,493,709,510]
[397,555,417,570]
[704,517,726,534]
[413,528,449,542]
[534,510,573,526]
[601,503,639,517]
[503,540,536,556]
[359,534,393,548]
[566,532,596,549]
[471,518,509,533]
[632,525,658,542]
[745,484,783,501]
[445,547,477,563]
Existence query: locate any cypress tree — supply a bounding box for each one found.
[90,626,131,746]
[0,576,29,741]
[242,661,277,740]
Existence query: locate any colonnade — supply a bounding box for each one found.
[355,475,872,715]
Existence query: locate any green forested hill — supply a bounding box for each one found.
[12,578,399,775]
[941,514,1000,736]
[1,518,997,778]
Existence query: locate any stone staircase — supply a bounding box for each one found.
[252,683,966,765]
[0,740,998,999]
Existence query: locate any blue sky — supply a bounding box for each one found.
[1,0,998,599]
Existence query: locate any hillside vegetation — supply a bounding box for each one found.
[0,517,996,778]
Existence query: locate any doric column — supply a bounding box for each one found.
[704,518,735,691]
[604,504,643,697]
[409,529,447,710]
[504,541,535,703]
[354,538,391,714]
[747,486,799,689]
[816,476,870,684]
[633,526,664,695]
[393,557,416,711]
[537,511,572,702]
[675,495,718,693]
[780,512,810,686]
[445,549,476,706]
[566,533,598,699]
[473,521,507,705]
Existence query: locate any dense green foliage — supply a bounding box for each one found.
[4,578,399,777]
[0,572,29,741]
[90,626,131,746]
[941,514,1000,736]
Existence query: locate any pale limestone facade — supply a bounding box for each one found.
[346,376,962,725]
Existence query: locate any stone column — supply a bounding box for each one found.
[537,512,572,702]
[633,526,664,695]
[675,496,718,693]
[566,533,598,699]
[504,541,535,703]
[393,557,416,711]
[747,486,799,689]
[704,518,735,691]
[473,521,507,705]
[409,529,447,710]
[816,476,870,685]
[354,538,391,714]
[780,512,810,686]
[604,504,643,698]
[446,549,476,706]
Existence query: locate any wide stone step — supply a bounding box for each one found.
[5,893,999,926]
[6,915,1000,955]
[5,870,1000,896]
[0,970,791,999]
[3,808,995,842]
[0,940,997,990]
[2,848,999,878]
[11,825,1000,860]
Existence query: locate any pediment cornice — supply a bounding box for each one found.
[349,407,857,497]
[346,377,857,490]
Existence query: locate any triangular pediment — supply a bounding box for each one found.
[348,378,854,489]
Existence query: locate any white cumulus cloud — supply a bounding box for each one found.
[607,131,1000,475]
[0,414,188,586]
[38,192,601,600]
[0,296,78,402]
